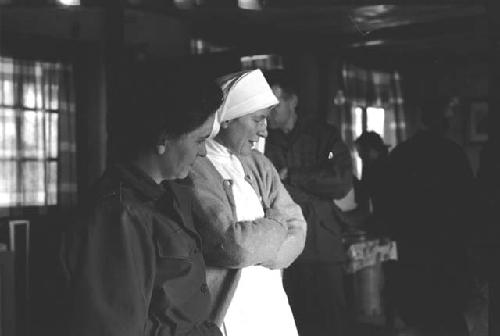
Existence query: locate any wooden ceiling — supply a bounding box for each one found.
[0,1,490,59]
[172,3,488,56]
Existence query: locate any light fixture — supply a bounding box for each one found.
[240,54,283,70]
[349,40,385,48]
[238,0,262,10]
[57,0,80,5]
[173,0,204,9]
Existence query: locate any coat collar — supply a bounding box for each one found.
[113,163,165,202]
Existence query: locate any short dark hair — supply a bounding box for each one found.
[263,69,298,99]
[115,63,223,159]
[355,131,388,154]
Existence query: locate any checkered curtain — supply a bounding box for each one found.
[340,63,406,150]
[56,61,78,207]
[0,56,77,215]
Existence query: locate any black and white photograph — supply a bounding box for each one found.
[0,1,496,336]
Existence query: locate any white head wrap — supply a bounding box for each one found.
[210,69,278,138]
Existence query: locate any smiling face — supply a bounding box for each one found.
[215,108,270,156]
[160,114,215,180]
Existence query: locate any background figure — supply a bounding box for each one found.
[382,97,474,335]
[60,66,223,336]
[264,70,353,336]
[353,131,390,234]
[187,69,306,336]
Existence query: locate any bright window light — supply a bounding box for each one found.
[353,107,363,139]
[366,107,385,137]
[353,149,362,180]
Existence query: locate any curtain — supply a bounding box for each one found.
[339,63,406,177]
[0,56,77,215]
[340,63,406,148]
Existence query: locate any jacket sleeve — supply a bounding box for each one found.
[289,129,353,200]
[189,160,288,269]
[259,158,307,270]
[61,201,155,336]
[191,183,288,269]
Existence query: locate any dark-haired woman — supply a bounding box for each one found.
[60,69,224,336]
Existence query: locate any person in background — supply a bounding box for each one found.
[382,97,474,336]
[354,131,390,234]
[60,66,224,336]
[264,70,353,336]
[187,69,306,336]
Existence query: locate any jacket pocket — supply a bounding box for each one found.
[155,236,193,282]
[154,237,207,309]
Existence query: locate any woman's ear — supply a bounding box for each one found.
[156,143,166,155]
[220,120,231,129]
[156,133,168,155]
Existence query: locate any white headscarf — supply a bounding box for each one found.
[210,69,278,138]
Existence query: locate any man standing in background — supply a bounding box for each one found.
[264,70,353,336]
[381,97,474,336]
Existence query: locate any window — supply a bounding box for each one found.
[189,38,230,55]
[352,106,385,178]
[240,54,283,71]
[0,56,74,207]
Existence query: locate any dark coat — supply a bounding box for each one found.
[266,117,353,263]
[60,164,221,336]
[383,130,474,262]
[382,131,475,325]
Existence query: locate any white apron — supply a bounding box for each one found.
[206,140,298,336]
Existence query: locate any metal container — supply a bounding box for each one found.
[343,231,385,324]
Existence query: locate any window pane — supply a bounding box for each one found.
[49,84,59,110]
[47,113,58,158]
[44,62,60,110]
[1,78,15,106]
[0,160,17,206]
[47,161,57,205]
[366,107,385,138]
[353,107,363,139]
[0,108,17,158]
[0,57,14,106]
[23,82,37,109]
[22,111,44,159]
[22,161,45,205]
[22,64,43,109]
[0,57,14,74]
[35,63,44,108]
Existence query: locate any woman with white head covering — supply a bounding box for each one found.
[187,69,306,336]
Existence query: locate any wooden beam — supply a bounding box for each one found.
[103,0,125,164]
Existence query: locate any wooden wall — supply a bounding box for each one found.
[401,55,488,174]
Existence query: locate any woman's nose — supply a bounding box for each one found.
[257,126,268,138]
